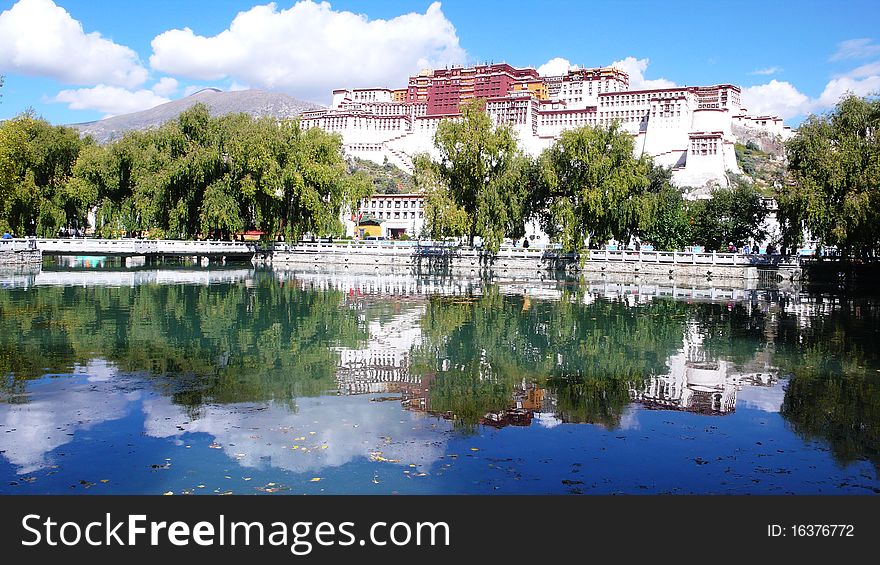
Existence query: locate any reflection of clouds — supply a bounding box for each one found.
[142,395,450,473]
[618,404,640,430]
[0,360,137,474]
[534,412,562,428]
[736,381,786,413]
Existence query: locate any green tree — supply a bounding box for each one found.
[414,152,469,239]
[75,105,368,240]
[534,123,652,252]
[636,165,692,251]
[782,94,880,256]
[0,112,88,236]
[690,176,768,251]
[425,99,531,251]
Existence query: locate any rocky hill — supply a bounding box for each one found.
[70,88,323,143]
[733,126,788,195]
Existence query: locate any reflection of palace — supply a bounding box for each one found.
[631,323,776,415]
[335,303,426,395]
[481,384,546,428]
[331,297,781,426]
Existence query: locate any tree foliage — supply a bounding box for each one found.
[0,112,90,236]
[781,94,880,256]
[533,123,652,252]
[690,176,768,251]
[425,99,531,250]
[0,104,370,240]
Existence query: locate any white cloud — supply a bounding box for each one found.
[839,60,880,79]
[151,76,179,97]
[610,56,676,90]
[741,80,811,118]
[743,60,880,120]
[149,0,466,103]
[815,74,880,108]
[54,84,170,117]
[751,66,782,76]
[537,57,577,77]
[0,0,147,88]
[830,38,880,61]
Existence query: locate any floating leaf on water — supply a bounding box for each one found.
[470,448,480,452]
[243,477,252,481]
[100,479,109,483]
[310,477,322,482]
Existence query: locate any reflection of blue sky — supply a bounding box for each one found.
[141,395,450,474]
[736,381,786,413]
[0,360,137,474]
[0,359,451,477]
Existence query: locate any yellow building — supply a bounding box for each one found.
[512,79,549,101]
[357,217,382,238]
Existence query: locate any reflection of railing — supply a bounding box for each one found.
[278,242,799,266]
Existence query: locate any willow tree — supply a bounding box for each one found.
[76,104,371,240]
[0,112,89,236]
[782,94,880,256]
[534,123,652,252]
[413,152,468,240]
[423,99,531,251]
[266,119,371,241]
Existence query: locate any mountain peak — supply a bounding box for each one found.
[70,89,324,143]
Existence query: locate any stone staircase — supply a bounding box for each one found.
[382,132,414,174]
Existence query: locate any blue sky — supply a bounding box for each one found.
[1,0,878,125]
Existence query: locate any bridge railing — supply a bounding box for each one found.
[0,237,38,252]
[34,238,256,255]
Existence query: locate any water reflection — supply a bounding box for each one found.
[1,267,878,491]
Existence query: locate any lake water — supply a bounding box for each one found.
[1,265,878,495]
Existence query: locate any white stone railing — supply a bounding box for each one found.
[35,238,256,255]
[585,248,788,266]
[0,237,38,252]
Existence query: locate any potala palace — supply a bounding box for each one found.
[300,63,791,190]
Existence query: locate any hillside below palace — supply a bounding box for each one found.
[300,63,791,190]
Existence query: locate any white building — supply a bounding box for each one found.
[304,64,789,192]
[345,193,426,239]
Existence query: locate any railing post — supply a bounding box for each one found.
[712,251,716,265]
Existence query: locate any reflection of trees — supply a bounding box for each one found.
[689,302,769,368]
[775,302,880,471]
[0,272,366,409]
[410,288,691,429]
